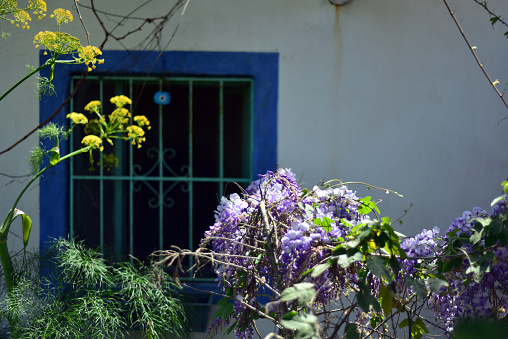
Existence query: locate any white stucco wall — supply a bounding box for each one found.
[1,0,508,335]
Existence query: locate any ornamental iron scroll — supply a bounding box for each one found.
[133,180,190,209]
[133,146,190,178]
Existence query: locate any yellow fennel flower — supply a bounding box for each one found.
[98,152,119,171]
[81,135,103,151]
[134,115,151,130]
[50,8,72,25]
[14,10,31,29]
[126,125,146,148]
[67,112,88,125]
[110,95,132,108]
[28,0,47,19]
[84,100,101,113]
[33,31,81,55]
[110,107,130,127]
[77,45,103,71]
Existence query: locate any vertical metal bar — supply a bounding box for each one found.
[69,78,75,239]
[158,79,164,251]
[188,80,194,278]
[249,80,254,179]
[129,79,134,265]
[99,79,104,255]
[113,82,124,261]
[219,81,224,198]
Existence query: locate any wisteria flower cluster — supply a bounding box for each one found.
[201,169,376,338]
[160,170,508,339]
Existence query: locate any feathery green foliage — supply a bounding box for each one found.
[0,239,188,339]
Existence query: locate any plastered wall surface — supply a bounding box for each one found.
[1,0,508,335]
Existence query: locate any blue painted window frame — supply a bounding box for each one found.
[39,50,278,253]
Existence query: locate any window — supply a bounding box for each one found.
[70,76,253,272]
[39,51,278,277]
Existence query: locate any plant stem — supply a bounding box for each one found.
[0,59,52,103]
[0,146,90,336]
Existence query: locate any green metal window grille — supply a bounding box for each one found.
[69,75,253,279]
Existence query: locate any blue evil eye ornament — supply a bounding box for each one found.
[154,91,170,105]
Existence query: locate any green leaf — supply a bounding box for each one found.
[465,264,482,283]
[366,256,392,283]
[500,227,508,245]
[336,251,364,268]
[314,217,333,232]
[279,282,315,305]
[427,278,449,293]
[415,317,429,334]
[345,323,360,339]
[491,195,505,207]
[469,228,483,245]
[281,313,318,339]
[357,282,381,313]
[406,277,427,299]
[212,297,234,321]
[49,149,60,166]
[410,317,429,339]
[311,261,331,277]
[282,310,298,320]
[399,318,409,329]
[379,283,394,316]
[485,234,498,248]
[411,323,423,339]
[12,209,32,248]
[358,197,380,215]
[389,256,402,275]
[298,202,314,218]
[345,226,372,249]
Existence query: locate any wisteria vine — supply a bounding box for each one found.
[155,169,508,339]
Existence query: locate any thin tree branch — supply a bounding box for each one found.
[442,0,508,123]
[0,70,89,155]
[73,0,91,46]
[473,0,508,30]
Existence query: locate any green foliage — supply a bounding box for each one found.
[27,145,44,175]
[277,282,315,306]
[280,312,318,339]
[0,239,188,339]
[399,317,429,339]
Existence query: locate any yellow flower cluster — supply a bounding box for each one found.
[50,8,72,26]
[99,153,119,171]
[2,0,46,30]
[81,135,103,151]
[110,95,132,108]
[33,31,81,55]
[75,96,150,170]
[126,125,146,148]
[66,112,88,125]
[110,107,131,127]
[134,115,151,130]
[28,0,47,20]
[84,100,101,113]
[77,45,104,71]
[13,10,30,29]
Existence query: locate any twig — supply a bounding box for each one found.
[473,0,508,30]
[73,0,90,46]
[0,70,89,155]
[442,0,508,123]
[180,282,278,322]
